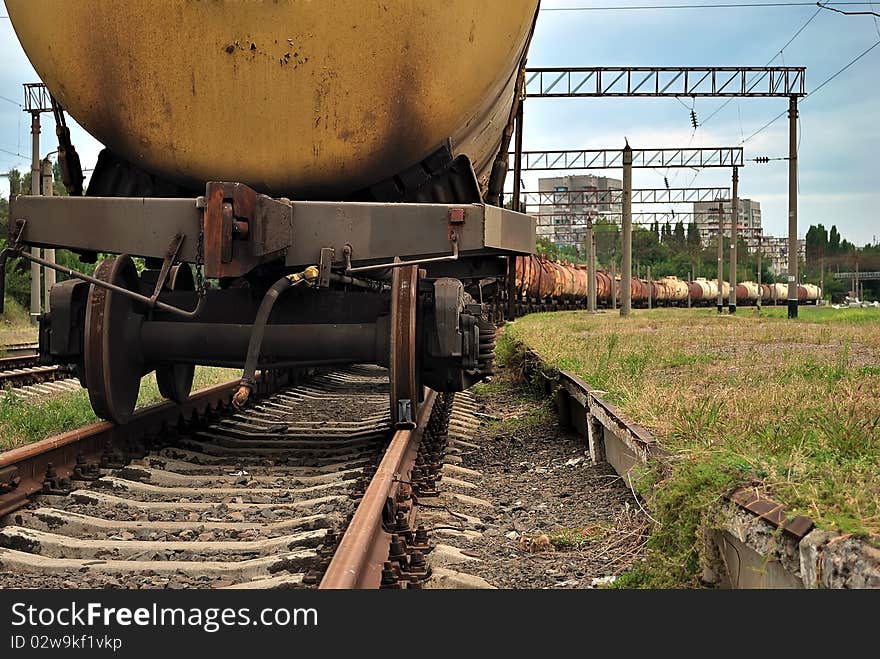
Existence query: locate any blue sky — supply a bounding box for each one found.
[1,1,878,244]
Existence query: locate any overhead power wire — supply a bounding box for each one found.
[541,2,876,11]
[0,146,29,162]
[701,5,822,126]
[817,1,880,15]
[741,37,880,143]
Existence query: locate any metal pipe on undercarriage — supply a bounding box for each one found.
[140,321,390,369]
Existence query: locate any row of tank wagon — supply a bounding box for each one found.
[513,255,822,307]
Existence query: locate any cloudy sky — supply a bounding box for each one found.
[1,1,878,244]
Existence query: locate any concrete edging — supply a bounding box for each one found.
[515,345,879,589]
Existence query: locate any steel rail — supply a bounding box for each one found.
[320,388,437,589]
[0,364,67,387]
[0,354,40,370]
[0,378,244,517]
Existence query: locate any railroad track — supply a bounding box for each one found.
[0,365,446,589]
[0,364,73,393]
[0,342,75,396]
[0,342,39,359]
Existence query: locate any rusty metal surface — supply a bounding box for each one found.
[11,195,535,271]
[83,256,144,424]
[319,389,436,590]
[390,265,419,427]
[0,379,241,518]
[7,1,537,198]
[729,488,815,541]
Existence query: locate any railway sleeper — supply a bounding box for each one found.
[7,508,339,540]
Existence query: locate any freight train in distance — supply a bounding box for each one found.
[3,1,541,426]
[513,255,822,313]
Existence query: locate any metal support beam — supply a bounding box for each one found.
[11,196,536,270]
[514,147,743,171]
[787,96,799,319]
[729,166,738,314]
[518,187,729,207]
[513,102,524,212]
[525,67,806,98]
[532,211,728,225]
[832,271,880,281]
[620,145,632,318]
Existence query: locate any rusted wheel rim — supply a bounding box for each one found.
[155,264,196,403]
[389,265,419,428]
[84,255,144,424]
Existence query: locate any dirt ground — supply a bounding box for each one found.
[445,367,649,589]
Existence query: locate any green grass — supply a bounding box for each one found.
[500,306,880,586]
[0,367,239,451]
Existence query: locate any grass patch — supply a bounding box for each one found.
[549,525,610,551]
[0,367,238,451]
[502,306,880,586]
[0,298,38,348]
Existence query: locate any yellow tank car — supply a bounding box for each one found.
[7,0,539,197]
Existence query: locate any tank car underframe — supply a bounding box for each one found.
[6,182,534,425]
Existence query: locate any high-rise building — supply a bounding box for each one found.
[691,198,763,250]
[760,236,806,276]
[533,175,622,248]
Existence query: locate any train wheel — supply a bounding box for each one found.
[84,255,145,424]
[389,264,419,428]
[155,264,196,403]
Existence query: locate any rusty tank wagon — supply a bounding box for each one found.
[4,1,540,425]
[511,256,821,311]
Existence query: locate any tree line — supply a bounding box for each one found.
[537,217,777,286]
[0,166,96,311]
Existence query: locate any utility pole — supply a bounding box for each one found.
[787,95,799,319]
[757,241,763,310]
[688,268,693,308]
[820,255,824,304]
[647,265,652,310]
[29,111,41,324]
[506,102,525,322]
[40,158,55,312]
[590,232,598,311]
[854,260,860,300]
[512,102,524,213]
[23,84,53,325]
[716,199,724,313]
[611,248,617,310]
[620,143,633,317]
[729,167,738,314]
[586,217,596,312]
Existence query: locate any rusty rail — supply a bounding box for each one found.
[0,379,243,517]
[320,389,437,589]
[0,364,69,388]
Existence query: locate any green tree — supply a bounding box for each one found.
[672,220,685,247]
[829,225,841,254]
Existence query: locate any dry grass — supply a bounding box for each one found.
[503,306,880,537]
[0,298,38,348]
